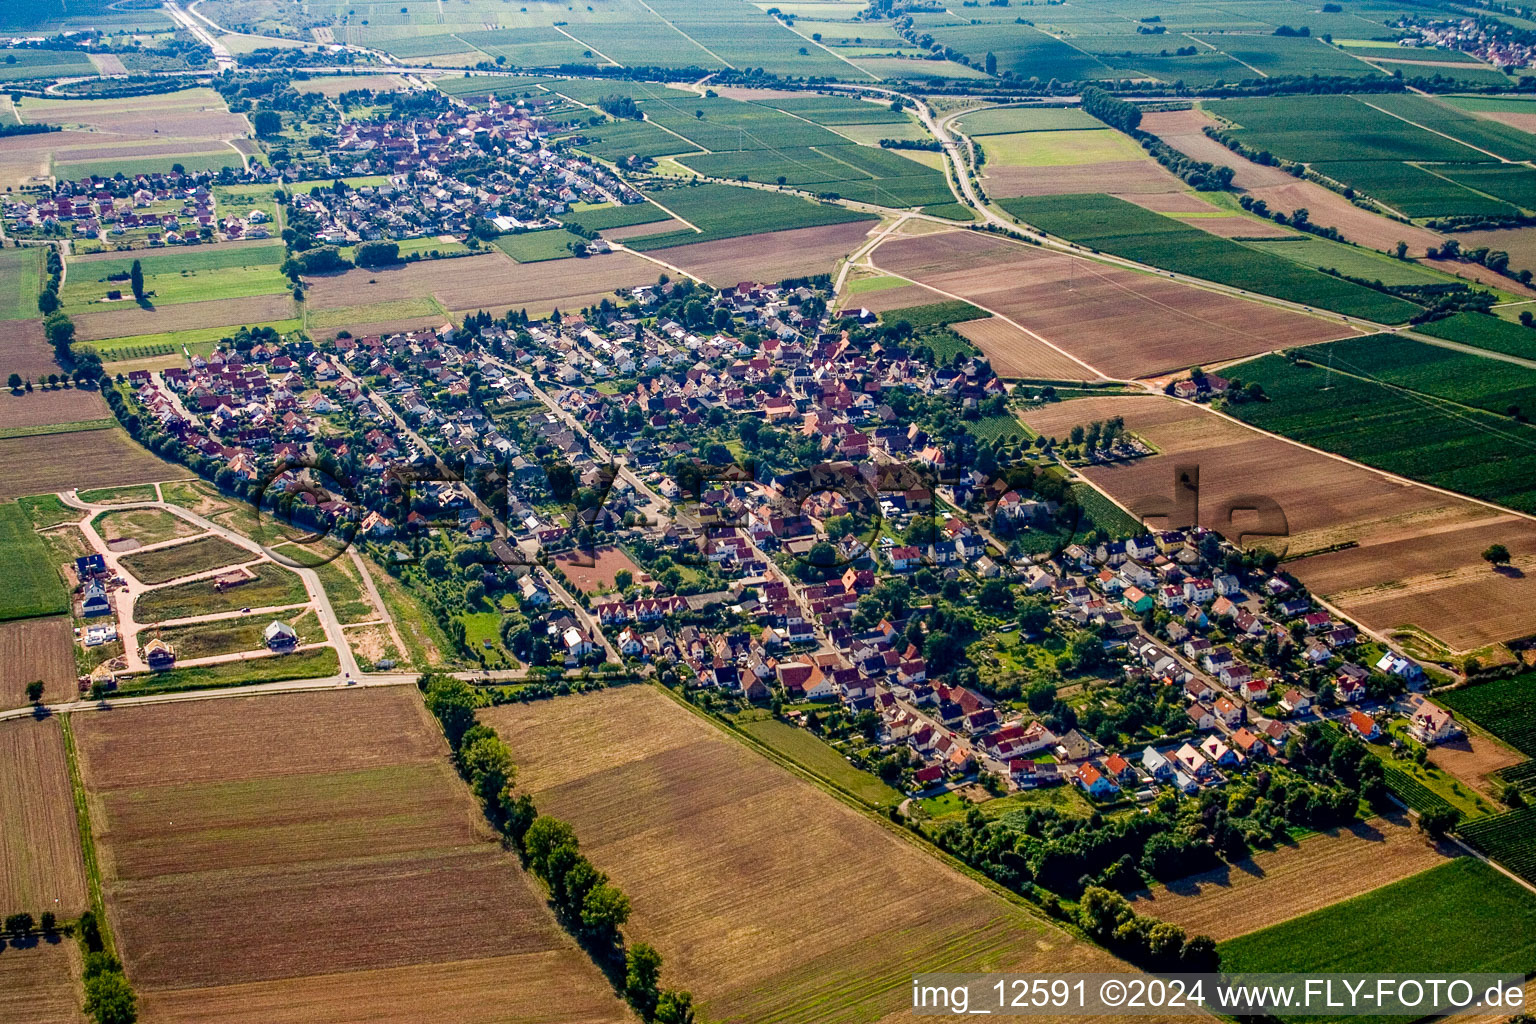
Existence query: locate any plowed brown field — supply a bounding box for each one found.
[1022,395,1536,650]
[0,429,182,500]
[0,617,76,710]
[0,320,61,379]
[953,317,1099,380]
[871,230,1355,378]
[72,295,296,343]
[1129,813,1455,940]
[0,717,88,919]
[986,159,1183,196]
[0,941,85,1024]
[0,389,108,430]
[484,684,1135,1024]
[72,688,631,1024]
[660,221,874,287]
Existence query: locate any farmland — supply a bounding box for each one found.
[483,684,1130,1024]
[0,247,43,321]
[0,942,85,1024]
[0,502,68,621]
[118,534,253,586]
[869,228,1354,378]
[1218,859,1536,1006]
[1414,312,1536,360]
[0,717,88,919]
[0,388,108,431]
[492,230,579,263]
[1438,673,1536,757]
[998,194,1422,322]
[0,617,75,710]
[1021,395,1536,651]
[71,688,630,1022]
[1458,805,1536,885]
[629,183,876,250]
[61,243,289,314]
[1224,347,1536,513]
[733,712,903,807]
[1130,813,1453,941]
[659,220,873,287]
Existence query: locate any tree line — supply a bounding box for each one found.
[421,675,696,1023]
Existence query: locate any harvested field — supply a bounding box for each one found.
[850,282,944,313]
[985,159,1183,196]
[0,320,58,378]
[659,221,874,287]
[1020,395,1536,650]
[870,230,1355,378]
[483,685,1133,1024]
[1114,190,1223,213]
[1425,732,1526,799]
[73,294,296,343]
[0,389,108,430]
[305,250,655,319]
[952,317,1098,380]
[72,689,630,1022]
[1182,215,1296,239]
[0,428,181,501]
[0,941,85,1024]
[0,617,76,710]
[1424,255,1536,297]
[0,717,89,918]
[601,217,684,240]
[1129,812,1454,941]
[1142,108,1445,256]
[550,545,643,594]
[1455,227,1536,273]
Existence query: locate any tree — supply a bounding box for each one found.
[1482,543,1511,567]
[83,970,137,1024]
[625,943,663,1019]
[524,816,578,877]
[1418,804,1461,837]
[6,373,20,390]
[580,882,631,941]
[656,991,697,1024]
[613,569,633,591]
[423,676,480,749]
[1395,240,1408,260]
[252,109,282,137]
[355,240,401,267]
[984,51,997,75]
[3,912,34,934]
[129,259,144,303]
[24,679,43,704]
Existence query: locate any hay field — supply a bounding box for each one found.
[870,229,1354,378]
[72,688,631,1024]
[0,617,76,710]
[0,428,182,500]
[0,941,85,1024]
[1021,395,1536,651]
[484,685,1131,1024]
[660,221,875,287]
[1129,812,1454,941]
[305,249,656,320]
[0,717,89,919]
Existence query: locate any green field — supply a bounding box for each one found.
[878,299,991,328]
[491,229,577,263]
[1379,761,1458,816]
[77,483,157,505]
[1314,160,1520,219]
[964,412,1028,445]
[1196,33,1384,78]
[92,506,198,546]
[999,194,1422,322]
[118,534,254,586]
[560,201,671,233]
[736,714,902,807]
[0,247,43,321]
[572,117,699,163]
[1458,805,1536,885]
[954,106,1105,135]
[1219,859,1536,1019]
[1243,237,1451,287]
[1366,93,1536,162]
[1431,163,1536,210]
[0,47,95,81]
[116,645,339,696]
[627,183,876,250]
[89,318,302,362]
[132,562,306,622]
[919,20,1112,81]
[62,244,289,312]
[0,501,69,621]
[1225,348,1536,512]
[1070,482,1142,539]
[1438,673,1536,757]
[54,150,245,181]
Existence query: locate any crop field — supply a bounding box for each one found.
[919,20,1112,81]
[876,298,989,329]
[1130,813,1452,941]
[1458,805,1536,885]
[869,229,1355,378]
[0,616,75,710]
[491,229,577,263]
[305,249,656,319]
[1209,96,1489,164]
[1315,160,1520,219]
[118,534,253,586]
[1226,349,1536,513]
[954,106,1105,135]
[572,117,700,162]
[560,201,671,234]
[0,502,68,621]
[1438,673,1536,757]
[734,713,902,806]
[61,243,287,313]
[0,247,42,321]
[1218,859,1536,1012]
[0,319,59,378]
[94,507,200,547]
[0,47,94,82]
[1430,163,1536,209]
[661,220,873,287]
[953,318,1095,380]
[0,717,88,919]
[1021,394,1536,651]
[0,942,85,1024]
[0,388,108,431]
[72,294,297,344]
[999,194,1422,322]
[53,150,245,181]
[133,562,307,622]
[1242,236,1450,286]
[629,183,876,250]
[640,0,857,78]
[72,688,631,1024]
[484,684,1131,1024]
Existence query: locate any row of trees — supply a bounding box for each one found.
[420,676,695,1023]
[1081,87,1234,190]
